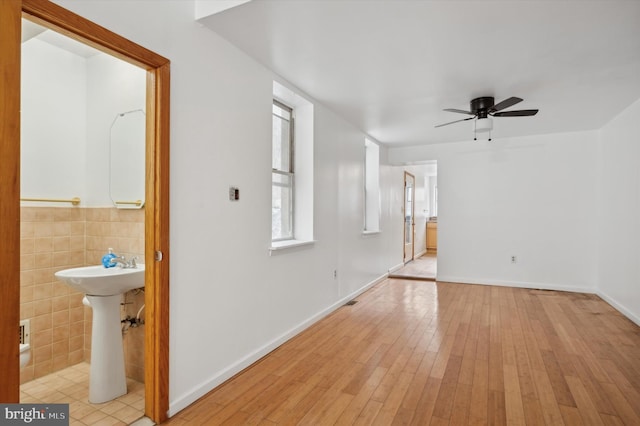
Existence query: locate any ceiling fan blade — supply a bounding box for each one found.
[443,108,474,115]
[435,116,475,128]
[490,96,523,112]
[492,109,538,117]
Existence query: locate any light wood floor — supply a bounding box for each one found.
[165,279,640,425]
[389,254,437,281]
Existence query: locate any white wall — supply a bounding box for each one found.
[86,54,146,206]
[21,39,87,202]
[21,36,145,208]
[364,139,380,232]
[53,0,402,416]
[390,131,599,292]
[596,98,640,324]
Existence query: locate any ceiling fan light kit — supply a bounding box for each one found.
[475,117,492,133]
[436,96,539,141]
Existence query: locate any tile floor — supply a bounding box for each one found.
[20,362,145,425]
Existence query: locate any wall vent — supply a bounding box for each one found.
[19,319,30,345]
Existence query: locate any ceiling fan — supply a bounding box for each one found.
[435,96,538,140]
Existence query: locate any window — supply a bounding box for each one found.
[272,100,294,241]
[428,173,438,218]
[364,138,380,232]
[270,81,314,252]
[433,185,438,217]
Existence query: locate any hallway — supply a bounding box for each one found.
[164,278,640,425]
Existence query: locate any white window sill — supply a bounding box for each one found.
[362,230,381,236]
[269,239,316,255]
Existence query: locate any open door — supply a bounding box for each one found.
[403,172,415,263]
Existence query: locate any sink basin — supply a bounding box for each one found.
[54,263,145,403]
[55,264,145,296]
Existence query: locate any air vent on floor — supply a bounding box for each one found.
[20,319,30,345]
[345,300,358,306]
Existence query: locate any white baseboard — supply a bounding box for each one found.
[415,249,427,258]
[596,290,640,327]
[388,262,404,274]
[426,275,640,328]
[168,272,387,417]
[439,276,640,327]
[168,271,639,418]
[436,275,596,295]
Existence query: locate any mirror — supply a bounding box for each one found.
[110,109,145,208]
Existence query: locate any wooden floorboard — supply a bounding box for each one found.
[165,279,640,425]
[388,254,437,281]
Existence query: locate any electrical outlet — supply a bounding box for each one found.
[511,255,517,264]
[333,270,337,279]
[19,319,30,345]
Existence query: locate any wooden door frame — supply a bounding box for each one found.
[403,171,415,263]
[0,1,170,423]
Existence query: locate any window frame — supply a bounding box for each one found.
[272,99,295,242]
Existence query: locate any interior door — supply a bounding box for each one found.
[404,172,415,263]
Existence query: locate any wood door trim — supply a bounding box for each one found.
[22,0,168,69]
[144,61,171,423]
[0,0,22,403]
[1,1,171,422]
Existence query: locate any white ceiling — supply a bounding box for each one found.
[199,0,640,146]
[22,19,101,58]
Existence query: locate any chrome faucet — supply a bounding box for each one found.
[110,255,138,269]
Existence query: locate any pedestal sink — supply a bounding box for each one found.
[55,264,144,403]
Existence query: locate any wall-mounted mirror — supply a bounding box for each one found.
[110,109,145,208]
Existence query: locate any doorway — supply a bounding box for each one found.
[403,171,415,264]
[391,163,438,281]
[1,1,170,423]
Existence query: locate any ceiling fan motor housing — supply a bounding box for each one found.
[471,96,494,119]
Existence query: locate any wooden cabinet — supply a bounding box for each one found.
[426,221,438,253]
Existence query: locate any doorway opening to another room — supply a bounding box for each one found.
[1,1,170,423]
[392,162,438,280]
